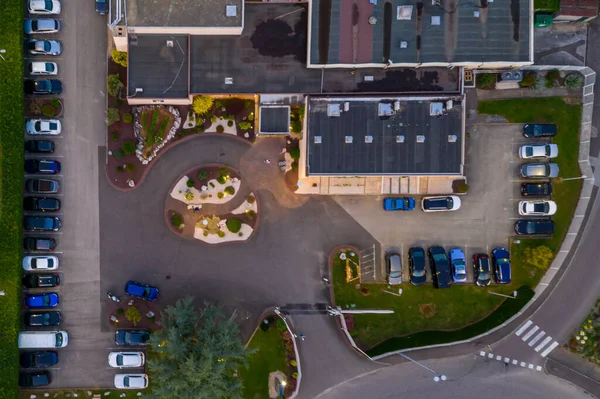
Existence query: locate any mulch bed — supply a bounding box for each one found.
[24,98,63,118]
[107,299,162,331]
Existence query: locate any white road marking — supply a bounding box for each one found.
[512,359,518,365]
[521,325,540,341]
[496,355,502,361]
[504,357,510,363]
[488,353,494,359]
[528,330,546,346]
[520,362,526,367]
[479,351,486,357]
[528,364,534,369]
[540,341,559,357]
[535,336,553,352]
[515,320,533,336]
[536,366,542,371]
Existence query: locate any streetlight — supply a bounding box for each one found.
[489,290,518,299]
[398,353,447,382]
[561,175,588,181]
[279,380,287,397]
[0,49,6,62]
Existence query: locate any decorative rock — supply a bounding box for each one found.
[74,395,78,398]
[146,311,155,318]
[87,392,92,397]
[128,300,134,306]
[65,394,71,398]
[137,393,143,397]
[244,133,249,138]
[104,392,110,396]
[44,394,49,397]
[30,395,36,399]
[120,394,126,398]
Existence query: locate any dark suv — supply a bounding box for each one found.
[24,197,61,212]
[22,274,60,288]
[427,246,451,289]
[20,351,58,368]
[24,237,57,251]
[473,253,491,287]
[521,182,552,196]
[523,124,557,138]
[24,216,61,232]
[515,220,555,236]
[408,247,427,286]
[491,248,511,284]
[25,311,61,326]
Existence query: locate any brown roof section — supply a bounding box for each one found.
[339,1,374,64]
[559,0,598,17]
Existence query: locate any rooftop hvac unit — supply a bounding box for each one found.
[314,136,322,144]
[500,71,523,82]
[364,76,374,82]
[448,135,457,143]
[394,101,401,111]
[166,40,173,48]
[378,102,393,117]
[365,136,373,143]
[343,102,350,112]
[400,41,408,49]
[431,16,441,25]
[430,102,444,116]
[345,136,353,144]
[417,135,426,143]
[226,5,237,17]
[396,135,405,143]
[327,103,341,117]
[397,5,413,20]
[225,77,233,84]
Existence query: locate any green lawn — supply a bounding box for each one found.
[534,0,560,12]
[479,97,583,287]
[241,327,289,399]
[0,0,25,396]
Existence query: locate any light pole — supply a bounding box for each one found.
[398,353,447,382]
[489,290,518,299]
[561,175,588,181]
[279,379,286,397]
[0,49,6,62]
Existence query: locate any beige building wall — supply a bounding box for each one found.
[125,26,242,35]
[127,97,192,105]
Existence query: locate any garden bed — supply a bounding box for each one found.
[24,97,63,118]
[108,300,161,331]
[182,97,256,141]
[170,165,242,205]
[566,299,600,364]
[133,105,180,162]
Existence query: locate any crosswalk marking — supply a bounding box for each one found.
[535,336,553,352]
[512,359,518,365]
[520,362,526,367]
[478,351,542,372]
[496,355,502,361]
[522,325,540,341]
[528,331,546,346]
[515,320,533,336]
[528,364,534,369]
[540,341,560,357]
[480,351,486,357]
[536,366,542,371]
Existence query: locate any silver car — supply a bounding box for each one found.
[26,39,62,56]
[518,163,559,179]
[108,352,145,368]
[519,144,558,159]
[386,253,402,285]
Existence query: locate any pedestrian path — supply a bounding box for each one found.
[479,351,543,371]
[515,320,560,357]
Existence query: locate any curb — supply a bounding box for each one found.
[274,309,303,399]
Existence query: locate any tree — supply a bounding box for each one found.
[126,306,141,326]
[107,73,124,97]
[111,49,128,68]
[523,246,554,271]
[193,95,214,115]
[147,297,252,399]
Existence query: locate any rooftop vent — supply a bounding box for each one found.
[500,71,523,82]
[431,16,441,25]
[314,136,322,144]
[473,10,480,17]
[166,40,174,48]
[430,102,444,116]
[226,5,237,17]
[417,135,426,143]
[328,103,341,117]
[396,135,405,143]
[365,135,373,143]
[397,5,413,20]
[448,135,458,143]
[345,136,353,144]
[364,76,374,82]
[368,16,377,25]
[344,102,350,112]
[400,41,408,49]
[225,77,233,85]
[378,102,393,117]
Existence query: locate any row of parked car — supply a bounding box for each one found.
[386,246,511,288]
[383,195,461,212]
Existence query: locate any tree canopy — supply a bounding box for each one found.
[147,297,251,399]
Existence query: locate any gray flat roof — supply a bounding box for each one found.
[307,96,463,175]
[309,0,531,65]
[127,34,189,99]
[125,0,242,27]
[259,106,290,134]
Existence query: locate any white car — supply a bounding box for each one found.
[519,144,558,159]
[26,119,62,135]
[518,200,557,216]
[114,374,148,389]
[29,61,58,76]
[28,0,61,14]
[23,255,59,271]
[108,352,145,368]
[421,196,461,212]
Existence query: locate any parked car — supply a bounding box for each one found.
[518,200,557,216]
[115,330,151,346]
[25,79,62,95]
[26,119,62,135]
[523,124,557,138]
[449,248,467,283]
[491,248,511,284]
[26,39,62,56]
[518,163,559,179]
[24,216,61,232]
[521,182,552,196]
[24,197,61,212]
[408,247,426,286]
[23,255,59,271]
[25,140,55,154]
[108,352,145,368]
[28,0,61,14]
[26,179,60,194]
[21,351,58,368]
[114,374,148,389]
[472,253,491,287]
[24,237,57,252]
[22,273,60,288]
[25,311,61,326]
[125,281,159,301]
[19,371,52,387]
[421,196,461,212]
[96,0,108,15]
[24,293,59,309]
[28,61,58,76]
[383,197,415,211]
[428,246,451,289]
[519,143,558,159]
[24,19,60,34]
[515,220,555,235]
[25,159,61,174]
[385,252,402,285]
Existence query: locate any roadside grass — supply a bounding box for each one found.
[19,390,142,398]
[0,0,25,396]
[534,0,560,12]
[478,97,583,288]
[241,326,288,399]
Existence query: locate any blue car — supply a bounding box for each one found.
[383,197,415,211]
[125,281,159,301]
[491,248,511,284]
[449,248,467,283]
[24,293,59,309]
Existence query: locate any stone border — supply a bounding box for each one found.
[273,308,302,399]
[163,164,260,246]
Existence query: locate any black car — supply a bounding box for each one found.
[26,179,60,194]
[428,246,451,289]
[115,329,151,346]
[523,124,557,138]
[24,197,61,212]
[19,371,52,387]
[24,216,61,232]
[24,79,62,95]
[472,253,491,287]
[24,237,57,252]
[22,273,60,288]
[515,220,555,235]
[25,159,61,174]
[25,140,55,153]
[25,311,61,326]
[95,0,108,14]
[521,182,552,196]
[20,351,58,368]
[408,247,427,286]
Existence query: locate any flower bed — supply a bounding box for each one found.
[25,98,63,118]
[170,166,241,205]
[133,105,181,164]
[566,299,600,364]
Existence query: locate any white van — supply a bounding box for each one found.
[18,331,68,349]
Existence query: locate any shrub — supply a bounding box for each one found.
[244,100,252,109]
[227,120,234,127]
[476,73,496,89]
[290,360,297,367]
[186,179,195,187]
[107,108,120,126]
[566,73,584,89]
[107,73,124,97]
[216,125,225,133]
[123,113,133,123]
[184,191,194,201]
[532,73,545,91]
[289,147,300,159]
[217,230,225,238]
[545,77,554,88]
[197,170,208,180]
[117,308,124,315]
[126,306,142,326]
[224,186,235,195]
[193,95,214,115]
[247,195,256,204]
[156,117,170,138]
[41,105,55,117]
[238,121,252,131]
[247,113,254,121]
[546,69,560,82]
[111,132,120,141]
[122,140,136,155]
[226,218,242,233]
[50,98,60,108]
[217,192,224,199]
[260,321,270,331]
[115,99,122,107]
[210,115,218,123]
[291,161,298,170]
[277,318,287,332]
[523,246,554,270]
[214,100,224,109]
[171,212,184,229]
[238,232,243,237]
[217,167,229,184]
[117,166,124,173]
[125,163,136,172]
[113,149,125,159]
[246,210,256,219]
[456,183,469,193]
[203,230,209,237]
[209,182,215,188]
[291,120,302,133]
[519,73,536,88]
[111,48,128,67]
[292,372,299,379]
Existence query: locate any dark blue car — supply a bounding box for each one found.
[383,197,415,211]
[491,248,511,284]
[125,281,159,301]
[24,293,59,309]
